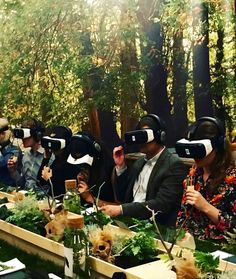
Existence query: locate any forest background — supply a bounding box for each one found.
[0,0,235,151]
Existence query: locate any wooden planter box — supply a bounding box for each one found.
[0,219,177,279]
[0,191,236,278]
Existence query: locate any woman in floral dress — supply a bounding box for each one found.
[177,117,236,240]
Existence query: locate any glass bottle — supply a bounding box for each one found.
[64,215,89,279]
[63,179,81,214]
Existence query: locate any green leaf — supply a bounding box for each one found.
[194,251,219,273]
[131,246,140,256]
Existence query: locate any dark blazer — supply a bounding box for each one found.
[116,148,187,227]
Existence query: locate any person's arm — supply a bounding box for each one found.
[79,180,120,207]
[111,146,129,202]
[121,157,186,220]
[101,155,187,221]
[81,146,127,207]
[37,158,50,178]
[7,154,24,186]
[0,151,8,168]
[100,204,122,216]
[186,189,220,224]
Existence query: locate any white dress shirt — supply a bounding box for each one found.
[133,147,165,202]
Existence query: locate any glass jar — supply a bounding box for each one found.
[63,180,81,214]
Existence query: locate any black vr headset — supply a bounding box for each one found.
[41,136,66,151]
[125,129,156,145]
[0,126,9,133]
[175,138,214,159]
[66,133,101,166]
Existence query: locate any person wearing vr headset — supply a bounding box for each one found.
[66,132,117,206]
[100,114,187,228]
[0,118,22,188]
[7,118,45,192]
[176,117,236,240]
[37,125,79,198]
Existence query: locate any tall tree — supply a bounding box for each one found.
[78,0,121,149]
[172,30,188,140]
[137,0,173,146]
[209,1,236,139]
[0,0,235,143]
[212,16,225,122]
[119,4,140,136]
[192,1,213,118]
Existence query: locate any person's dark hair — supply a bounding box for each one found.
[136,114,166,144]
[21,118,44,130]
[49,125,72,141]
[70,132,101,159]
[49,125,72,163]
[21,118,45,142]
[136,115,166,131]
[75,131,114,201]
[191,120,232,194]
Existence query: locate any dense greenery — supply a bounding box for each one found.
[0,0,235,146]
[0,197,235,277]
[5,195,48,234]
[194,250,219,273]
[117,231,158,267]
[84,209,111,228]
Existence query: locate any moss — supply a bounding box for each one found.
[195,238,222,253]
[195,238,236,255]
[0,240,64,277]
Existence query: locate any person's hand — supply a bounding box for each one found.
[41,166,52,181]
[113,146,125,169]
[77,169,89,184]
[44,148,52,159]
[100,204,122,217]
[7,156,18,172]
[78,180,94,203]
[78,180,89,193]
[186,189,209,212]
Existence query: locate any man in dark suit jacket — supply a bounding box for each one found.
[101,114,187,227]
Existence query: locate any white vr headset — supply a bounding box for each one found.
[13,128,32,139]
[125,129,155,145]
[175,138,214,159]
[67,154,94,166]
[41,136,66,151]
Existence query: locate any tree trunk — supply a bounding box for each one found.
[80,32,120,149]
[192,1,213,119]
[213,27,226,122]
[137,0,173,146]
[172,31,188,141]
[119,45,140,136]
[97,109,122,153]
[119,6,140,137]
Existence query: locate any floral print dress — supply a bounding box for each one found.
[177,165,236,240]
